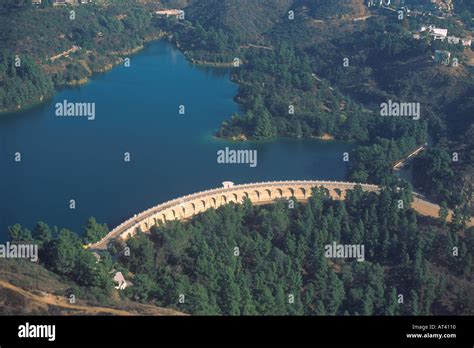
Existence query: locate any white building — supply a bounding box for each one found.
[155,9,185,19]
[367,0,391,7]
[442,36,471,47]
[462,39,472,47]
[447,36,461,44]
[113,272,128,290]
[421,25,448,40]
[432,28,448,39]
[53,0,91,5]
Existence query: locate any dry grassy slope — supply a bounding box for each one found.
[185,0,294,40]
[183,0,370,45]
[0,259,186,316]
[346,0,368,17]
[295,0,368,19]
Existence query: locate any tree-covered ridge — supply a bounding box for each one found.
[2,1,472,213]
[7,217,113,302]
[0,0,161,112]
[168,4,471,209]
[0,51,54,111]
[218,2,472,209]
[185,0,293,42]
[215,43,372,141]
[453,0,474,27]
[8,185,472,315]
[110,184,473,315]
[295,15,473,206]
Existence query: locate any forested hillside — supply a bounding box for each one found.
[186,0,293,41]
[295,0,368,20]
[6,185,473,315]
[162,0,473,211]
[112,185,474,315]
[1,0,473,319]
[0,0,162,112]
[0,52,54,111]
[2,0,472,209]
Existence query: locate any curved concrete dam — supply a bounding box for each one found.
[88,180,464,251]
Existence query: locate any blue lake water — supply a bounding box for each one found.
[0,41,352,241]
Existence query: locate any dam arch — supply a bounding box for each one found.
[88,180,388,250]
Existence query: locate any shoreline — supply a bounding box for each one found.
[0,93,55,115]
[1,32,239,115]
[0,32,167,115]
[1,25,245,115]
[58,32,168,88]
[212,133,346,144]
[188,58,238,68]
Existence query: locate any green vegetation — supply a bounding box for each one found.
[185,0,293,42]
[0,0,163,112]
[5,184,473,315]
[2,0,472,212]
[165,0,472,212]
[216,44,370,141]
[297,0,361,20]
[454,0,474,27]
[83,217,109,245]
[7,219,113,302]
[0,52,54,111]
[106,184,473,315]
[1,0,473,315]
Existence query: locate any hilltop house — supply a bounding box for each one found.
[418,25,471,47]
[155,9,184,19]
[421,25,448,40]
[367,0,391,6]
[53,0,91,5]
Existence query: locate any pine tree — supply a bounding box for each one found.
[327,271,344,315]
[254,107,276,139]
[189,283,218,315]
[385,287,399,315]
[32,221,52,246]
[409,290,420,316]
[438,201,449,226]
[362,287,375,315]
[239,274,257,315]
[315,300,326,315]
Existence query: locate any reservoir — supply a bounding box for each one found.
[0,41,351,241]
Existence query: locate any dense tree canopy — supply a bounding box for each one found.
[105,185,473,315]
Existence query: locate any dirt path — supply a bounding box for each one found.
[311,14,373,25]
[412,198,474,227]
[0,279,135,315]
[241,43,274,50]
[353,14,373,21]
[393,145,426,170]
